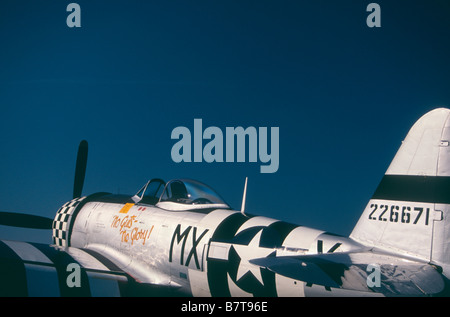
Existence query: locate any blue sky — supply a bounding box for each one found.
[0,0,449,243]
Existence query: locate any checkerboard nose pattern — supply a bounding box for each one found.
[52,196,87,247]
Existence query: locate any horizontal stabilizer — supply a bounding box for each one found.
[250,251,445,296]
[251,255,343,289]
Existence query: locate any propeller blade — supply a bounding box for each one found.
[73,140,88,199]
[0,211,53,229]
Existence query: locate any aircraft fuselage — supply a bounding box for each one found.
[53,192,365,297]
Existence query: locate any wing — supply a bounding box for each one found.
[0,239,180,297]
[250,250,446,296]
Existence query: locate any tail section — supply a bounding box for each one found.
[351,108,450,274]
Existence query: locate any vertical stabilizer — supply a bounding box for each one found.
[351,108,450,273]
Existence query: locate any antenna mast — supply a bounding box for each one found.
[241,177,248,215]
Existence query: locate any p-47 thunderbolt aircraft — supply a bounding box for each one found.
[1,108,450,297]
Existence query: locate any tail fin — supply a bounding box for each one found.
[351,108,450,271]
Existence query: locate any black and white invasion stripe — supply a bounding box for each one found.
[0,240,131,297]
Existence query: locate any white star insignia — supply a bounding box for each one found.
[232,229,275,285]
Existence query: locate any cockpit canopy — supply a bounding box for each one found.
[134,178,230,211]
